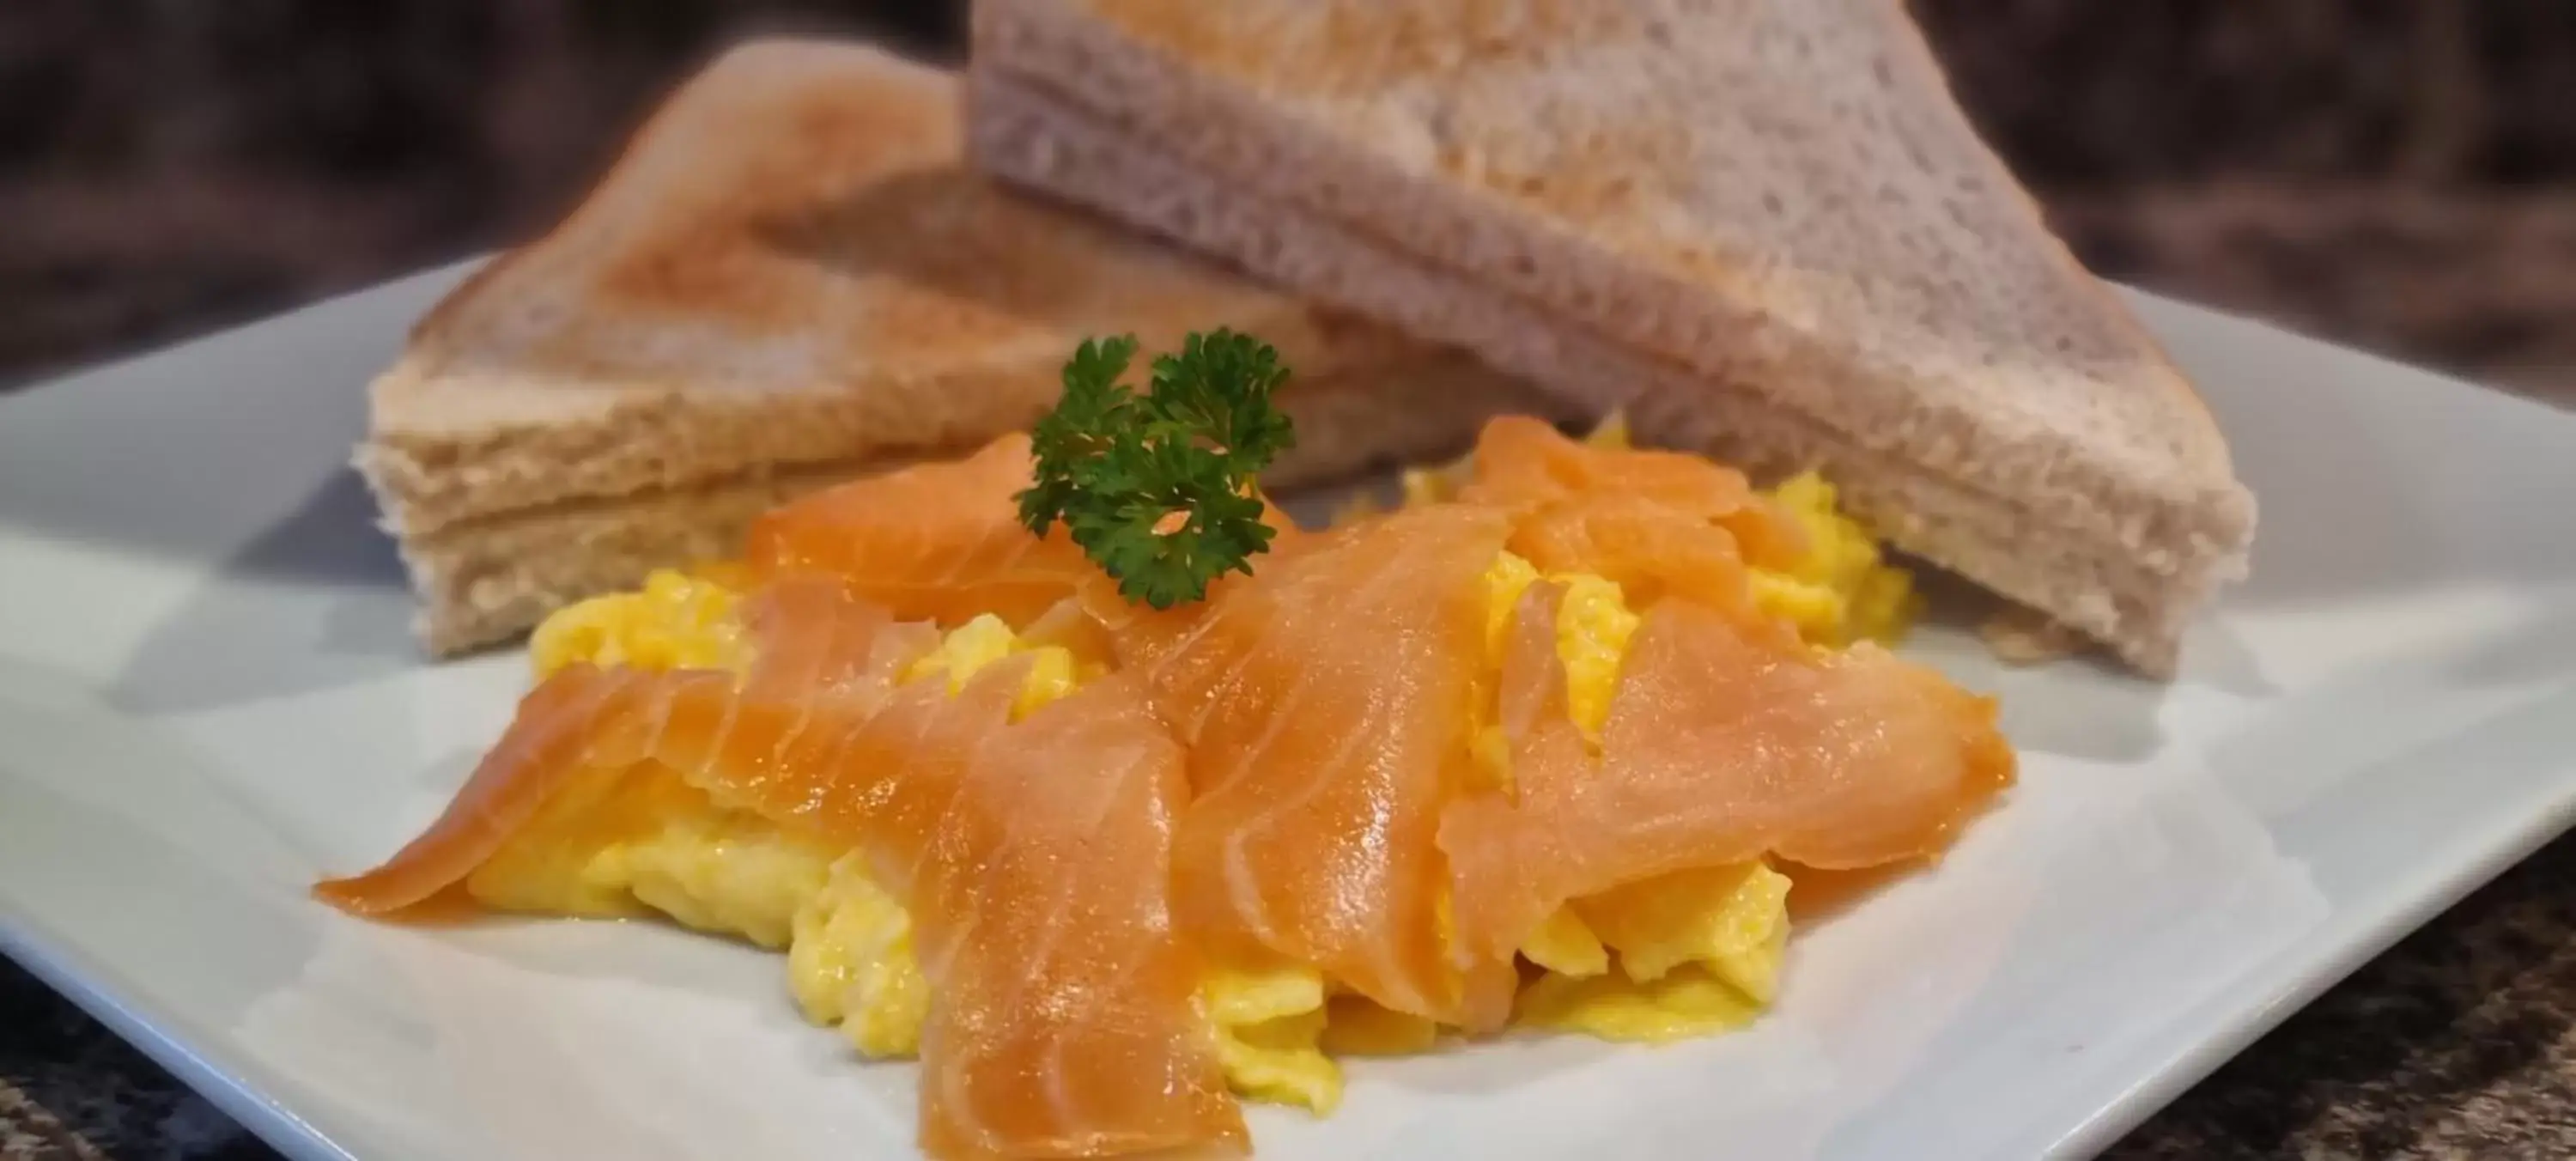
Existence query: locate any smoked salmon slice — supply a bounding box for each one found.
[746,432,1310,632]
[318,583,1244,1158]
[738,575,945,696]
[1124,504,1519,1029]
[868,672,1244,1158]
[314,577,911,915]
[1491,580,1571,755]
[1440,598,2015,965]
[1506,492,1777,630]
[314,672,658,916]
[745,434,1103,629]
[1461,416,1806,570]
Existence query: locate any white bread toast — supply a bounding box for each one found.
[966,0,2257,674]
[362,39,1555,655]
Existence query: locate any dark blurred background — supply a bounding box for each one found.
[4,0,2576,398]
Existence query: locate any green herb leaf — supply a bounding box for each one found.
[1016,328,1297,607]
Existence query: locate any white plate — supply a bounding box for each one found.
[3,260,2574,1161]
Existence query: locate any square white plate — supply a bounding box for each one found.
[3,260,2574,1161]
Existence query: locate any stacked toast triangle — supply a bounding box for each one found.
[963,0,2255,674]
[357,40,1552,654]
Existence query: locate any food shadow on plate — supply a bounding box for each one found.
[1901,568,2199,763]
[389,907,805,1000]
[181,462,405,587]
[0,269,417,569]
[104,468,419,715]
[1781,860,1932,927]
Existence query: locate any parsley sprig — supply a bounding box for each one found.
[1017,329,1298,608]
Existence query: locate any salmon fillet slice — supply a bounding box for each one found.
[1126,504,1519,1028]
[1507,491,1775,626]
[1441,598,2015,964]
[313,578,913,915]
[746,429,1309,634]
[745,433,1103,628]
[317,581,1244,1158]
[1462,416,1804,569]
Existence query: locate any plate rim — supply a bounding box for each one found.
[1,918,351,1161]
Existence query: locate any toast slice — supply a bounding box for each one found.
[363,38,1556,654]
[966,0,2258,674]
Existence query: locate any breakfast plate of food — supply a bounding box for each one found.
[4,4,2574,1160]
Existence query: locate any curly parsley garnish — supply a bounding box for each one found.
[1016,329,1297,608]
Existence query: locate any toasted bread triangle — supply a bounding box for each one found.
[364,38,1554,653]
[970,0,2257,672]
[364,39,1495,537]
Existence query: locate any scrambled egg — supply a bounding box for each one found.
[1516,959,1767,1042]
[528,567,750,677]
[1477,550,1641,763]
[902,613,1084,719]
[1518,862,1795,1042]
[1751,472,1922,648]
[461,757,834,948]
[1205,965,1339,1111]
[789,853,929,1058]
